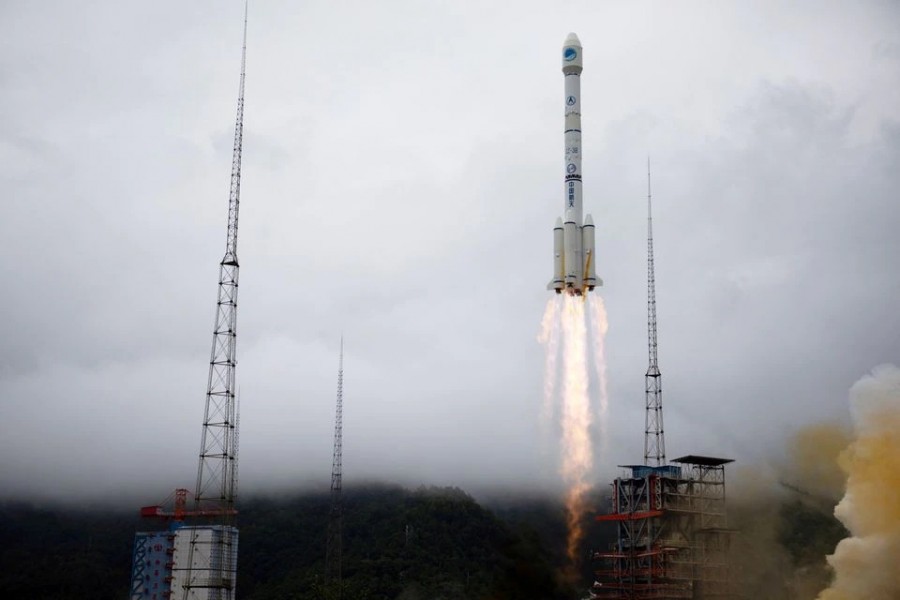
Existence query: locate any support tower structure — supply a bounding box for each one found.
[181,3,249,598]
[590,161,736,599]
[644,159,665,466]
[128,6,249,600]
[592,457,735,599]
[325,338,344,599]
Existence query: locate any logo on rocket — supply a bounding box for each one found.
[548,33,601,296]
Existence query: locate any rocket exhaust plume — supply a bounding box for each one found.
[560,296,591,562]
[540,295,610,565]
[817,364,900,600]
[539,297,562,426]
[588,297,610,464]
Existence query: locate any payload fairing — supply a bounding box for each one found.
[548,33,601,295]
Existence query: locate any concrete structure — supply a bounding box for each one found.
[130,526,239,600]
[130,531,176,600]
[171,526,240,600]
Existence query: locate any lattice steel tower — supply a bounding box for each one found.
[325,338,344,599]
[182,3,248,598]
[644,159,666,466]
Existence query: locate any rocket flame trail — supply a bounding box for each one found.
[817,365,900,600]
[587,296,610,469]
[539,295,611,565]
[539,297,563,425]
[560,296,592,562]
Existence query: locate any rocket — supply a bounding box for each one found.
[548,33,601,295]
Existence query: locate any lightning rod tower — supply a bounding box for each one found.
[325,337,344,600]
[182,3,248,598]
[644,158,666,466]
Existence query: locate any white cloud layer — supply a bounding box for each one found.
[1,0,898,501]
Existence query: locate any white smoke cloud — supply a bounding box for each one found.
[817,365,900,599]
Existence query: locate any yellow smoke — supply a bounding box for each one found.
[783,423,851,502]
[817,364,900,600]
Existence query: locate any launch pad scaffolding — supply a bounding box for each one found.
[591,455,736,600]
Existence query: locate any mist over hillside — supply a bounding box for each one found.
[0,479,847,600]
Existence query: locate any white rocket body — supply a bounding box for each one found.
[548,32,600,295]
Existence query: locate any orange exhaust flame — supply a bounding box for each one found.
[560,296,591,562]
[539,295,610,566]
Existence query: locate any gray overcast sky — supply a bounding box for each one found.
[1,0,898,502]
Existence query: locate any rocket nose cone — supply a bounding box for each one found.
[564,32,581,47]
[555,217,564,227]
[584,214,594,225]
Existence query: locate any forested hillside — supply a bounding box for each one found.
[238,485,578,599]
[0,484,844,599]
[0,485,585,600]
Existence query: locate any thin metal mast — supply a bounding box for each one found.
[183,3,248,598]
[325,337,344,600]
[644,158,666,466]
[233,390,241,506]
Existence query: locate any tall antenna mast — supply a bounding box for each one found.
[325,337,344,599]
[644,158,666,466]
[183,3,248,597]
